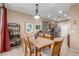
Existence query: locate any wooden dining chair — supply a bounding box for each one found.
[44,34,51,39]
[40,39,63,56]
[51,40,63,56]
[44,33,54,40]
[67,34,70,48]
[22,37,34,56]
[38,33,44,37]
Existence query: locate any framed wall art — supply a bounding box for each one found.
[36,25,40,29]
[25,23,33,33]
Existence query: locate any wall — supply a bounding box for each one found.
[69,4,79,50]
[7,9,43,36]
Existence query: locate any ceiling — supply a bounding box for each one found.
[5,3,73,21]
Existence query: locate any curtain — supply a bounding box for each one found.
[0,4,10,53]
[0,5,1,52]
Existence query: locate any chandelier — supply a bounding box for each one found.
[34,4,40,20]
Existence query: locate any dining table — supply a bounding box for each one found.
[29,36,63,56]
[29,37,54,56]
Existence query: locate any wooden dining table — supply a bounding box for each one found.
[29,37,54,56]
[29,36,63,56]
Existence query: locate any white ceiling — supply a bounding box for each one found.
[5,3,72,21]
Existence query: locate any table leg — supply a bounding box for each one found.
[35,47,38,56]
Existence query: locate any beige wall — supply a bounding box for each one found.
[7,9,43,36]
[69,4,79,50]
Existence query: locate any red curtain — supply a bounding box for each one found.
[0,4,10,53]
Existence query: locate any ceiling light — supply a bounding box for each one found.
[67,17,71,19]
[64,14,67,17]
[34,4,40,20]
[58,10,63,14]
[48,15,51,18]
[53,18,56,20]
[34,15,40,20]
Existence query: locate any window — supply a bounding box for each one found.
[42,21,48,32]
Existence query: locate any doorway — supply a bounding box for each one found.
[59,23,70,38]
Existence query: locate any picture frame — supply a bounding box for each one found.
[36,25,40,29]
[25,23,33,33]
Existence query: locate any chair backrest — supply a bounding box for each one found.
[50,40,63,56]
[44,33,54,40]
[38,33,44,37]
[44,34,51,39]
[22,36,31,56]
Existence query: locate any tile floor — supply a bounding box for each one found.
[0,38,79,56]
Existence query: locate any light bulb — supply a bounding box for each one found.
[48,15,51,18]
[34,15,40,20]
[64,14,67,17]
[58,10,63,14]
[67,17,71,19]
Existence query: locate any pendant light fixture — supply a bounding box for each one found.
[34,4,40,20]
